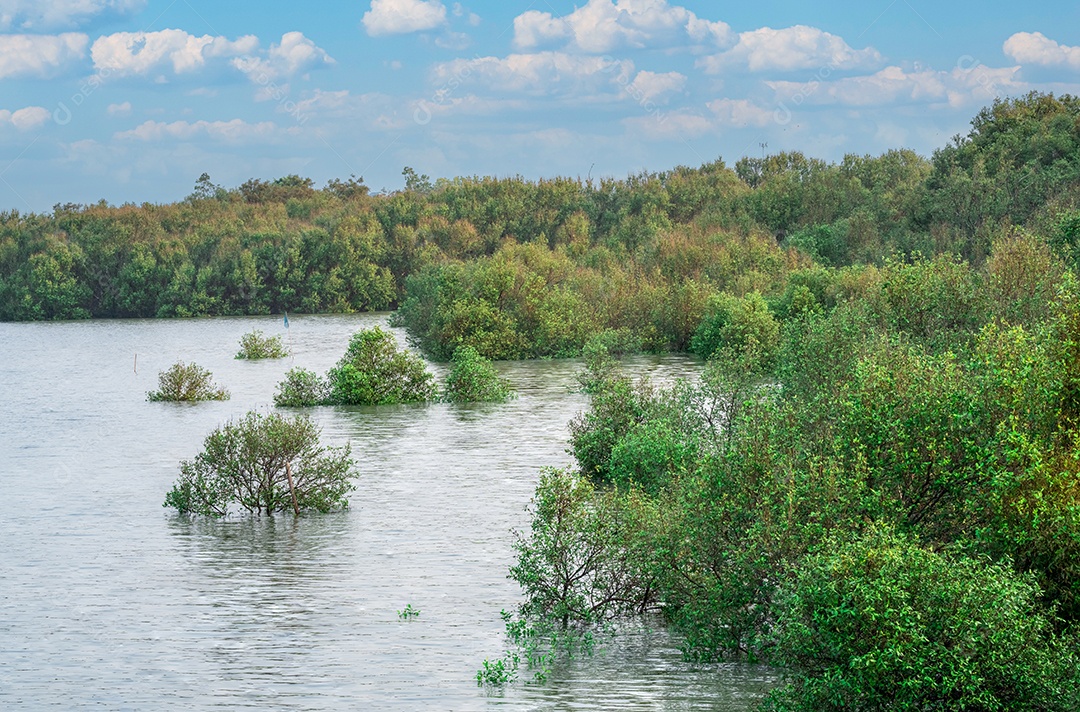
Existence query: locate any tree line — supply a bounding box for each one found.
[3,92,1077,364]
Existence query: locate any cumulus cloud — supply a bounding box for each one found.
[0,0,144,31]
[0,32,88,78]
[699,25,882,73]
[363,0,447,36]
[115,118,284,144]
[627,70,686,103]
[767,64,1024,108]
[513,0,732,53]
[91,29,332,83]
[107,101,131,116]
[432,52,633,96]
[91,29,258,76]
[1004,31,1080,70]
[0,105,51,130]
[232,31,335,82]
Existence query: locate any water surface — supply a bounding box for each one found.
[0,314,777,710]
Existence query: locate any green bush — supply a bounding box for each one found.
[606,419,696,495]
[147,361,230,402]
[764,527,1080,712]
[274,367,329,407]
[164,411,355,517]
[327,326,436,405]
[576,339,620,395]
[443,346,514,403]
[569,375,650,482]
[235,329,288,359]
[690,291,779,364]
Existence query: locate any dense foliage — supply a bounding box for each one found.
[147,361,229,402]
[764,527,1079,712]
[164,411,355,517]
[494,231,1080,707]
[235,329,288,359]
[442,346,514,403]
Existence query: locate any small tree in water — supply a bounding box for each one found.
[235,329,288,359]
[327,326,436,405]
[147,361,229,401]
[443,346,514,403]
[164,412,356,516]
[274,367,329,407]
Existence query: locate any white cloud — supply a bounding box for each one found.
[0,33,88,79]
[699,25,882,73]
[432,52,633,96]
[767,64,1024,108]
[627,70,685,103]
[115,118,285,144]
[106,101,131,116]
[232,32,335,82]
[91,30,332,84]
[513,0,732,53]
[0,0,144,31]
[1004,31,1080,70]
[0,105,51,130]
[363,0,446,36]
[707,98,775,127]
[91,29,258,76]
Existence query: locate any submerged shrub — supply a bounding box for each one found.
[147,361,230,402]
[235,329,288,359]
[274,367,328,407]
[164,411,356,517]
[443,346,514,403]
[327,326,436,405]
[577,339,620,395]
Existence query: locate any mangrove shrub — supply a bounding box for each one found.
[164,411,355,516]
[274,367,329,407]
[764,527,1080,712]
[327,326,436,405]
[235,329,288,359]
[147,361,229,402]
[443,346,514,403]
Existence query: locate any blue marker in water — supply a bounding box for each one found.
[284,312,289,329]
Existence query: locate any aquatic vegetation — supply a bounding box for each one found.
[327,326,436,405]
[272,326,437,406]
[164,411,355,517]
[397,604,420,620]
[235,329,288,359]
[442,346,514,403]
[274,367,328,407]
[147,361,229,402]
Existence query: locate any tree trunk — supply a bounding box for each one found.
[285,461,300,516]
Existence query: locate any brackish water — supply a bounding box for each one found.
[0,314,777,710]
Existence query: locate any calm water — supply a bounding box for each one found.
[0,314,777,710]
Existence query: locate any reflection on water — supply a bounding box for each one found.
[0,314,777,710]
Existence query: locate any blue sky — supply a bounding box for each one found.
[0,0,1078,211]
